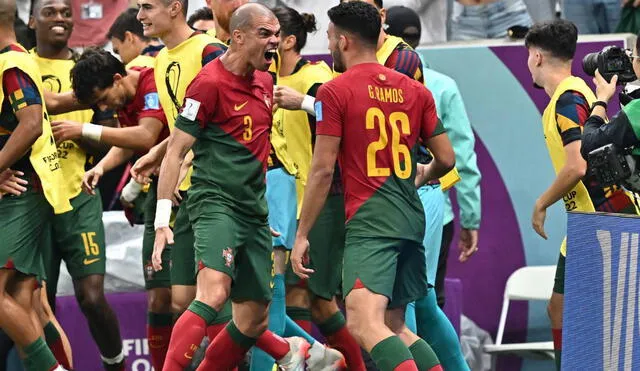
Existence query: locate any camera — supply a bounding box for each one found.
[588,144,640,193]
[582,46,637,84]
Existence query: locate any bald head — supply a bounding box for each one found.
[0,0,16,27]
[229,3,275,34]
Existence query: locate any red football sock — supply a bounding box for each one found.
[256,330,290,360]
[294,319,313,334]
[427,365,444,371]
[198,322,256,370]
[325,325,366,371]
[207,322,228,342]
[147,322,172,371]
[394,360,419,371]
[163,309,209,370]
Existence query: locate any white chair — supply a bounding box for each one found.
[484,265,557,367]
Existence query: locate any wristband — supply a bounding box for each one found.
[81,123,103,141]
[591,100,608,111]
[121,179,142,203]
[154,199,172,230]
[301,95,316,116]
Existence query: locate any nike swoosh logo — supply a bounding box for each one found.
[234,101,248,111]
[184,352,194,360]
[83,258,100,265]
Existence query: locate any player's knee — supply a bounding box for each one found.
[148,287,172,313]
[310,297,339,323]
[285,286,310,309]
[195,284,230,311]
[235,307,269,337]
[76,287,107,317]
[171,295,192,315]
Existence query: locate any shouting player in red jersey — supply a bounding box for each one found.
[292,2,455,371]
[152,4,310,371]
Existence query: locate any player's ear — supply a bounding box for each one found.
[169,0,182,18]
[379,8,386,24]
[124,31,134,44]
[28,16,35,30]
[284,35,296,51]
[113,73,124,84]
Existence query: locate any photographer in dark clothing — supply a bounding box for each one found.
[581,35,640,159]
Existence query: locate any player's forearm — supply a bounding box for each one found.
[156,151,183,201]
[44,91,87,115]
[95,147,135,173]
[418,158,455,186]
[538,164,586,210]
[296,166,333,238]
[150,137,170,160]
[99,126,158,152]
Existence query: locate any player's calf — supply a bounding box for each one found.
[163,268,230,370]
[73,275,125,370]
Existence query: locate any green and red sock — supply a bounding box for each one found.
[408,339,442,371]
[286,306,313,334]
[147,312,173,371]
[43,321,71,370]
[22,337,59,371]
[319,311,366,371]
[164,300,217,371]
[370,336,418,371]
[199,321,258,370]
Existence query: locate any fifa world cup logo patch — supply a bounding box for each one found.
[222,248,234,267]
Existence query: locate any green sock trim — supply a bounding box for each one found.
[554,349,561,370]
[188,300,218,325]
[370,336,413,371]
[23,338,57,371]
[286,306,311,321]
[317,311,346,336]
[408,339,440,370]
[226,321,258,349]
[43,322,60,343]
[147,312,174,326]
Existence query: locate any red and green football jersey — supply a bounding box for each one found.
[174,58,273,222]
[315,63,443,242]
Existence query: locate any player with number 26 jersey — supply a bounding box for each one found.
[315,62,446,309]
[316,63,444,243]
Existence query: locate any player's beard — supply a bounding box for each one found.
[332,48,346,73]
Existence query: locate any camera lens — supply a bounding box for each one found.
[582,52,600,77]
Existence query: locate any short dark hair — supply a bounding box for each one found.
[338,0,383,10]
[328,1,380,49]
[161,0,187,17]
[107,8,149,42]
[71,48,126,105]
[524,20,578,61]
[273,7,316,53]
[636,30,640,54]
[187,7,213,29]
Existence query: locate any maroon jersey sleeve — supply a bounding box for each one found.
[174,72,218,137]
[315,83,343,138]
[137,69,167,125]
[386,47,424,84]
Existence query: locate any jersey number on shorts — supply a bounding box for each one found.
[81,232,100,257]
[366,108,412,179]
[243,115,253,141]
